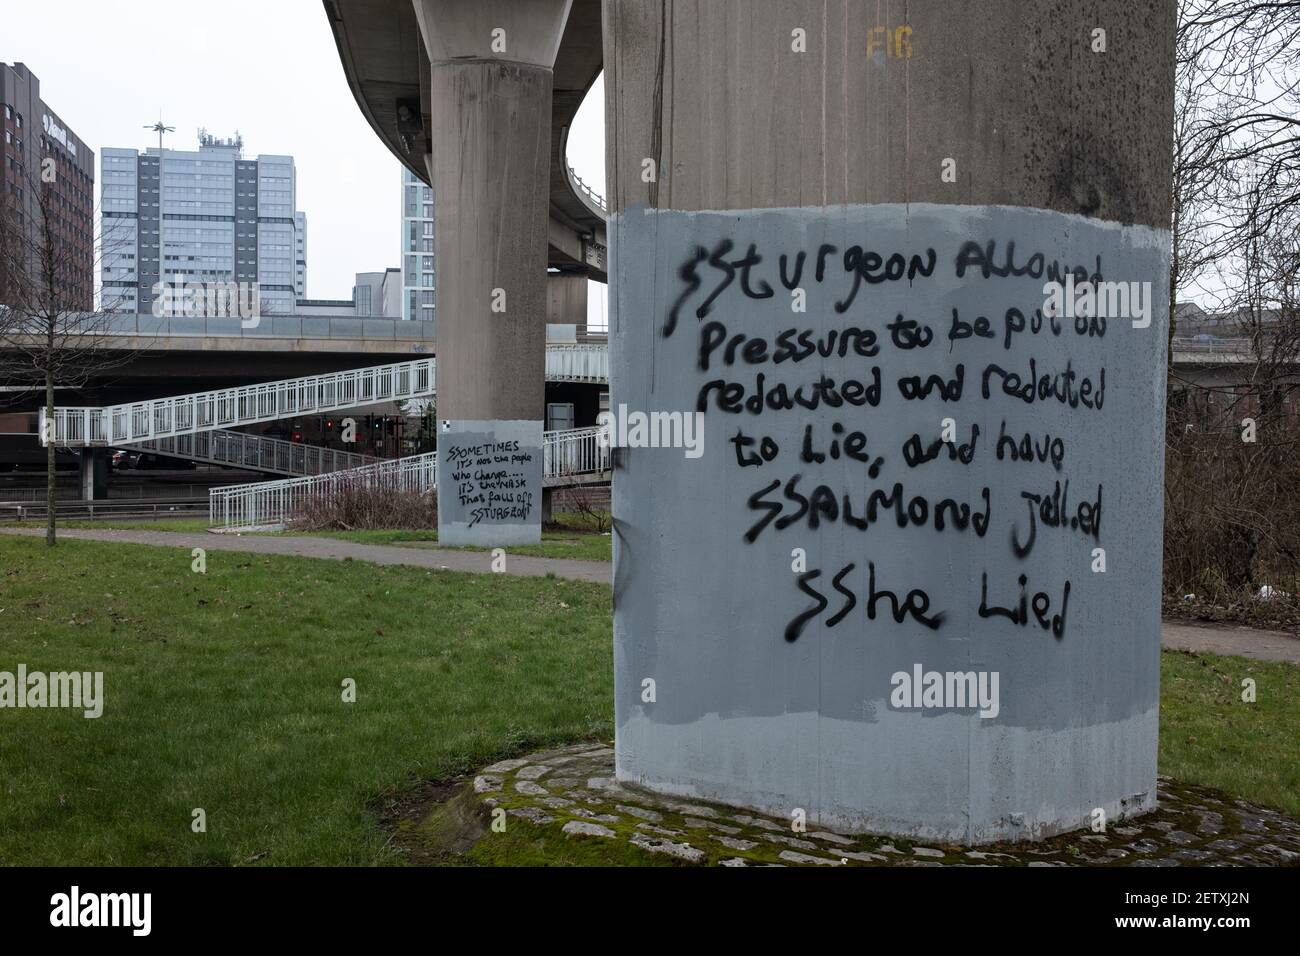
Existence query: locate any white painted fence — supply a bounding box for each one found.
[210,425,612,531]
[210,452,438,531]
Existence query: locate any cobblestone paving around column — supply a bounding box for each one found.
[470,742,1300,867]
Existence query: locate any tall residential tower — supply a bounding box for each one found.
[100,131,305,315]
[400,166,434,322]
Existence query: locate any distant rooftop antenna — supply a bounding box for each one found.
[144,114,174,156]
[197,127,243,156]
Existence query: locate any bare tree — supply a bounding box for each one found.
[1164,191,1300,597]
[1170,6,1234,350]
[1178,0,1300,265]
[0,158,134,546]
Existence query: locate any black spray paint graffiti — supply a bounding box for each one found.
[661,234,1117,644]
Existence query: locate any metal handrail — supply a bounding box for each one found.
[543,426,610,477]
[125,429,380,477]
[544,344,609,383]
[210,426,611,531]
[566,165,607,214]
[209,452,437,531]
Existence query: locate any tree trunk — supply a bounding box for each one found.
[45,370,56,547]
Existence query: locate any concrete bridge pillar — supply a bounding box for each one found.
[605,0,1175,841]
[414,0,573,545]
[547,270,589,339]
[78,448,107,501]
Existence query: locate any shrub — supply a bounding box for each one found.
[288,475,436,531]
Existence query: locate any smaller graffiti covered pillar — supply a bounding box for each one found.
[605,0,1175,842]
[415,0,572,545]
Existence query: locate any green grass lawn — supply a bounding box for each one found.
[9,517,215,533]
[0,534,611,865]
[0,533,1295,865]
[1158,650,1300,817]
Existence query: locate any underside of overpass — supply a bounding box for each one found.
[323,0,607,285]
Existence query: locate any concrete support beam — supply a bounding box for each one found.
[416,0,573,545]
[547,271,589,337]
[605,0,1174,842]
[78,448,107,501]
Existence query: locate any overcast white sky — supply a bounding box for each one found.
[1,0,607,317]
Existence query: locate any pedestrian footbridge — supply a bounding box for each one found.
[42,345,608,448]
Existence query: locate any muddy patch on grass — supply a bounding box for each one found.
[375,777,490,865]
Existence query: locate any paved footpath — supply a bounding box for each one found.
[1161,621,1300,663]
[4,527,1298,662]
[0,526,611,585]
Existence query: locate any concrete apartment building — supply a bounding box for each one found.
[0,62,94,311]
[401,166,434,322]
[100,131,305,316]
[295,267,401,317]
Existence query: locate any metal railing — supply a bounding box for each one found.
[44,358,436,447]
[210,426,612,531]
[567,165,608,215]
[544,426,610,478]
[209,452,438,531]
[0,483,218,503]
[125,429,379,477]
[45,346,611,447]
[1,498,207,522]
[545,344,609,383]
[23,310,439,342]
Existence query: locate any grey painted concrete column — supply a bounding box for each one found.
[414,0,572,545]
[78,448,107,501]
[605,0,1175,842]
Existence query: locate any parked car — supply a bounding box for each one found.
[111,450,141,470]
